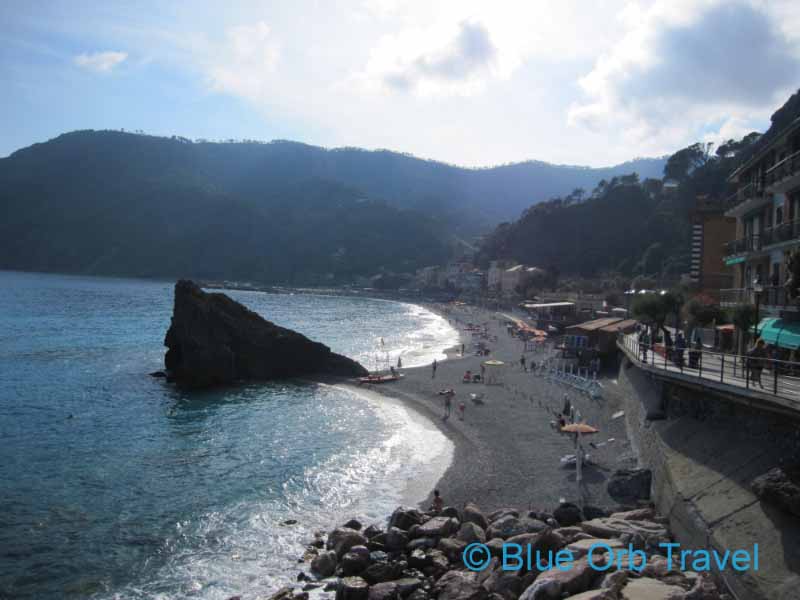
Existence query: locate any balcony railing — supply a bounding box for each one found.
[724,234,760,256]
[720,286,791,308]
[765,149,800,188]
[761,218,800,247]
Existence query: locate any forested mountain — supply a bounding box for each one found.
[478,89,800,281]
[0,130,664,283]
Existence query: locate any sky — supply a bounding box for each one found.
[2,0,800,167]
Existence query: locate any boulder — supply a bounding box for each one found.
[609,508,656,521]
[619,577,685,599]
[560,591,615,599]
[518,578,561,600]
[407,537,438,552]
[482,570,522,600]
[415,517,459,538]
[395,577,423,597]
[369,582,399,600]
[390,507,425,531]
[385,527,409,551]
[344,519,363,531]
[434,570,489,600]
[327,528,369,557]
[336,576,370,600]
[464,503,490,530]
[752,467,800,518]
[535,556,602,597]
[553,503,583,527]
[580,518,667,542]
[362,561,404,584]
[163,280,367,388]
[441,506,461,520]
[457,522,487,544]
[364,524,384,539]
[567,538,623,558]
[340,550,370,576]
[607,469,652,502]
[488,509,520,523]
[437,538,468,562]
[311,551,338,578]
[487,515,546,540]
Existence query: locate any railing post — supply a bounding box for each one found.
[720,353,724,383]
[774,362,779,395]
[745,356,750,389]
[698,350,702,378]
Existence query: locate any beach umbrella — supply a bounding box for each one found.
[561,423,599,434]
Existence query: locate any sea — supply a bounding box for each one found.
[0,271,458,600]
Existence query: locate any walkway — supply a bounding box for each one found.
[618,332,800,415]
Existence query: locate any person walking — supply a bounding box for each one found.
[458,401,465,420]
[748,339,767,389]
[444,393,452,418]
[520,354,527,372]
[432,359,438,379]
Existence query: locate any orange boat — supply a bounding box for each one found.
[358,373,404,384]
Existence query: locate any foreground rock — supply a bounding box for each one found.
[751,466,800,518]
[282,502,726,600]
[163,280,367,388]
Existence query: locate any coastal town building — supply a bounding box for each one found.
[721,118,800,316]
[487,260,514,292]
[688,195,735,296]
[500,265,546,297]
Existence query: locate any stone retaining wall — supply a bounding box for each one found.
[613,358,800,600]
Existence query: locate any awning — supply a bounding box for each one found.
[756,318,800,350]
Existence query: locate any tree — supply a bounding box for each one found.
[663,142,713,182]
[731,304,757,354]
[683,294,726,333]
[632,292,682,339]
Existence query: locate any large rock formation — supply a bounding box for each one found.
[163,280,367,388]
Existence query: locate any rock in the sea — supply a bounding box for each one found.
[311,551,338,578]
[607,469,652,502]
[751,466,800,518]
[415,517,459,539]
[457,521,486,544]
[390,507,425,531]
[336,576,370,600]
[163,280,367,388]
[327,528,369,557]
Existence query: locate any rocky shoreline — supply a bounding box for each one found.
[268,501,727,600]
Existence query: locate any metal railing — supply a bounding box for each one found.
[724,234,760,256]
[618,332,800,409]
[766,149,800,188]
[760,218,800,247]
[719,286,791,308]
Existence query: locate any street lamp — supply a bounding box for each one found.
[753,277,764,339]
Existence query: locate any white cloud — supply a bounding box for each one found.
[204,21,280,100]
[568,0,800,155]
[74,50,128,72]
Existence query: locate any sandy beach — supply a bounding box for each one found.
[348,302,637,513]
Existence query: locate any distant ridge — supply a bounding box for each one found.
[0,130,665,283]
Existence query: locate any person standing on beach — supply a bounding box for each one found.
[461,343,465,356]
[432,359,438,378]
[444,393,452,418]
[397,356,403,369]
[458,401,465,420]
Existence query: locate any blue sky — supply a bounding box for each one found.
[2,0,799,166]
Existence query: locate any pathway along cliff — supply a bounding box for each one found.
[162,280,367,388]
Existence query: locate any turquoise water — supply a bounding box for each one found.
[0,272,456,599]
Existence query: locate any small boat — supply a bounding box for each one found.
[358,373,404,384]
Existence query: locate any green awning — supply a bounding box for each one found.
[756,318,800,350]
[725,256,745,266]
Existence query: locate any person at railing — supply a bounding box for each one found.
[747,339,767,389]
[674,331,686,368]
[638,328,650,362]
[688,339,702,369]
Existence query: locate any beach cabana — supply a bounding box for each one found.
[482,359,505,385]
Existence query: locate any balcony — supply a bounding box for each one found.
[723,234,760,257]
[724,178,771,217]
[720,286,793,309]
[760,218,800,247]
[765,149,800,191]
